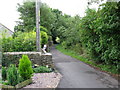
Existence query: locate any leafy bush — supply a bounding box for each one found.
[78,2,120,73]
[18,55,33,80]
[2,67,7,81]
[1,37,14,52]
[2,31,48,52]
[33,66,52,73]
[40,31,48,47]
[61,42,66,49]
[18,74,24,83]
[80,2,120,65]
[14,31,36,51]
[7,64,18,86]
[34,26,48,33]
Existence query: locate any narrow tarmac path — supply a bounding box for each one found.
[51,46,118,88]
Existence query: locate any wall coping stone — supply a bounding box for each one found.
[4,52,52,56]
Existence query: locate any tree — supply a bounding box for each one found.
[15,2,36,32]
[15,2,55,34]
[79,2,120,70]
[40,4,55,33]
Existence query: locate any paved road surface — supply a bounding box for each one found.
[51,46,118,88]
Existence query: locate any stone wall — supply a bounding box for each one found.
[2,52,54,68]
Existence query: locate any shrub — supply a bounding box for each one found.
[80,3,120,65]
[18,74,24,83]
[40,31,48,47]
[40,26,48,33]
[2,67,7,81]
[78,2,120,74]
[61,41,67,49]
[1,37,13,52]
[7,64,18,86]
[13,31,36,51]
[33,66,52,73]
[2,31,48,52]
[18,55,33,80]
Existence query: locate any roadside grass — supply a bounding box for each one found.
[56,45,118,75]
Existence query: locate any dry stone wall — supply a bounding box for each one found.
[2,52,54,68]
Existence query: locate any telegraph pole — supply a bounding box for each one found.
[36,0,41,52]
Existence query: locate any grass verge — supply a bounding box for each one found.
[56,45,119,76]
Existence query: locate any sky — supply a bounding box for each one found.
[0,0,99,31]
[0,0,23,31]
[42,0,88,17]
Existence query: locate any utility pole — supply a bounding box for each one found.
[36,0,41,52]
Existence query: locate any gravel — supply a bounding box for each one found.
[23,72,62,88]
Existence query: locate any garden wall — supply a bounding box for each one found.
[2,52,54,68]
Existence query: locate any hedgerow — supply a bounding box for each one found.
[2,31,48,52]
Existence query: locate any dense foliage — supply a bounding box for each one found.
[2,31,48,52]
[40,31,48,47]
[14,2,36,32]
[7,64,18,86]
[14,2,54,34]
[18,55,33,80]
[58,2,120,73]
[2,67,7,81]
[33,66,52,73]
[14,2,70,43]
[80,2,120,66]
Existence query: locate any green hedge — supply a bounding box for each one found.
[1,31,48,52]
[60,2,120,72]
[79,2,120,66]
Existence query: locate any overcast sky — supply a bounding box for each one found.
[0,0,99,31]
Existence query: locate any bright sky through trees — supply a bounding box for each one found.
[0,0,99,31]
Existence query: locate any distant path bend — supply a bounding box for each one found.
[51,45,118,88]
